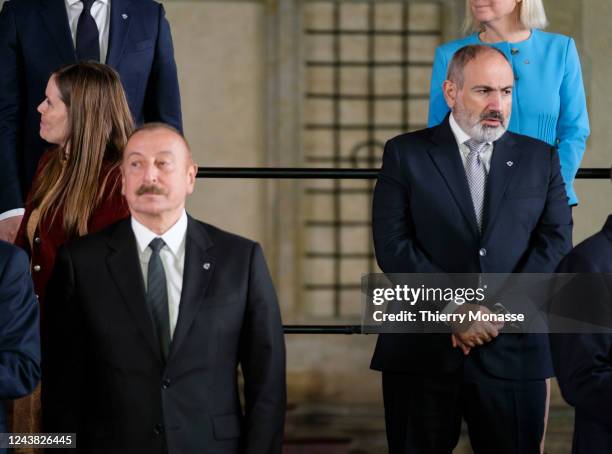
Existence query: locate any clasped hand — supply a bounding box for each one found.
[450,304,504,356]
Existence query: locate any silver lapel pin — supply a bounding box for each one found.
[122,13,128,20]
[203,262,211,270]
[506,161,514,167]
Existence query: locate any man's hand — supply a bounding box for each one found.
[0,215,23,243]
[450,304,504,354]
[451,334,472,356]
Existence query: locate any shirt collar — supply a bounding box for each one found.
[131,210,188,257]
[449,113,492,147]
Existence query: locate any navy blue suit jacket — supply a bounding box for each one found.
[370,117,572,380]
[0,0,182,212]
[0,241,41,445]
[550,215,612,454]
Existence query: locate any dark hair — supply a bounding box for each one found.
[446,45,510,88]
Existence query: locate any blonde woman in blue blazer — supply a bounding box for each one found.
[428,0,589,206]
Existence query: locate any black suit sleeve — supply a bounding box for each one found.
[42,245,84,436]
[0,244,40,399]
[372,139,444,273]
[0,1,24,211]
[515,148,573,273]
[239,243,286,454]
[142,3,182,132]
[550,252,612,419]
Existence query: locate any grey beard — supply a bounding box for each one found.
[468,122,507,143]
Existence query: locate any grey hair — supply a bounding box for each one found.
[446,45,510,88]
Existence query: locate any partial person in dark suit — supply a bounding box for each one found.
[0,240,41,454]
[550,215,612,454]
[0,0,182,242]
[42,123,286,454]
[370,45,572,454]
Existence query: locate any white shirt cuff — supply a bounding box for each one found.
[0,208,25,221]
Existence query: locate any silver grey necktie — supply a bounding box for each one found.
[464,139,488,232]
[147,237,170,360]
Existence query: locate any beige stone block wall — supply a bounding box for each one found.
[165,1,267,243]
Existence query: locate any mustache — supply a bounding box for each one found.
[480,110,505,124]
[136,184,167,196]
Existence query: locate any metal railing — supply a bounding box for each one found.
[196,165,612,334]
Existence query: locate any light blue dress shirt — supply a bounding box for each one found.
[428,29,590,205]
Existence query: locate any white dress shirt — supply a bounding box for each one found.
[65,0,111,63]
[449,113,494,173]
[131,210,188,339]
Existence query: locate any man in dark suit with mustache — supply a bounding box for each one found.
[42,123,286,453]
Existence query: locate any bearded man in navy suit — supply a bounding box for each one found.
[371,45,572,454]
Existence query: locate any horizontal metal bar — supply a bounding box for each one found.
[283,325,363,334]
[305,28,440,37]
[197,167,611,180]
[305,220,371,227]
[578,168,612,179]
[305,252,373,259]
[304,284,362,291]
[304,123,425,130]
[197,168,379,178]
[306,60,433,67]
[306,93,429,101]
[306,188,372,195]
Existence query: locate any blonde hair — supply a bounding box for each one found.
[463,0,548,34]
[30,62,134,237]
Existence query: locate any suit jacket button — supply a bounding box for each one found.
[479,248,487,257]
[33,265,41,272]
[153,424,164,435]
[162,379,171,389]
[34,237,41,244]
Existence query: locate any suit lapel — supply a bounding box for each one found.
[39,0,76,63]
[106,0,132,66]
[106,219,163,363]
[482,133,521,240]
[427,118,480,238]
[169,217,215,360]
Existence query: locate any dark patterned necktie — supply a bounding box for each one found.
[464,139,488,232]
[147,238,170,360]
[75,0,100,61]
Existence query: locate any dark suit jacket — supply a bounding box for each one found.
[42,217,286,454]
[0,0,182,212]
[550,215,612,454]
[0,241,41,445]
[370,117,572,379]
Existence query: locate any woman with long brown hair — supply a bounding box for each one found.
[11,61,134,445]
